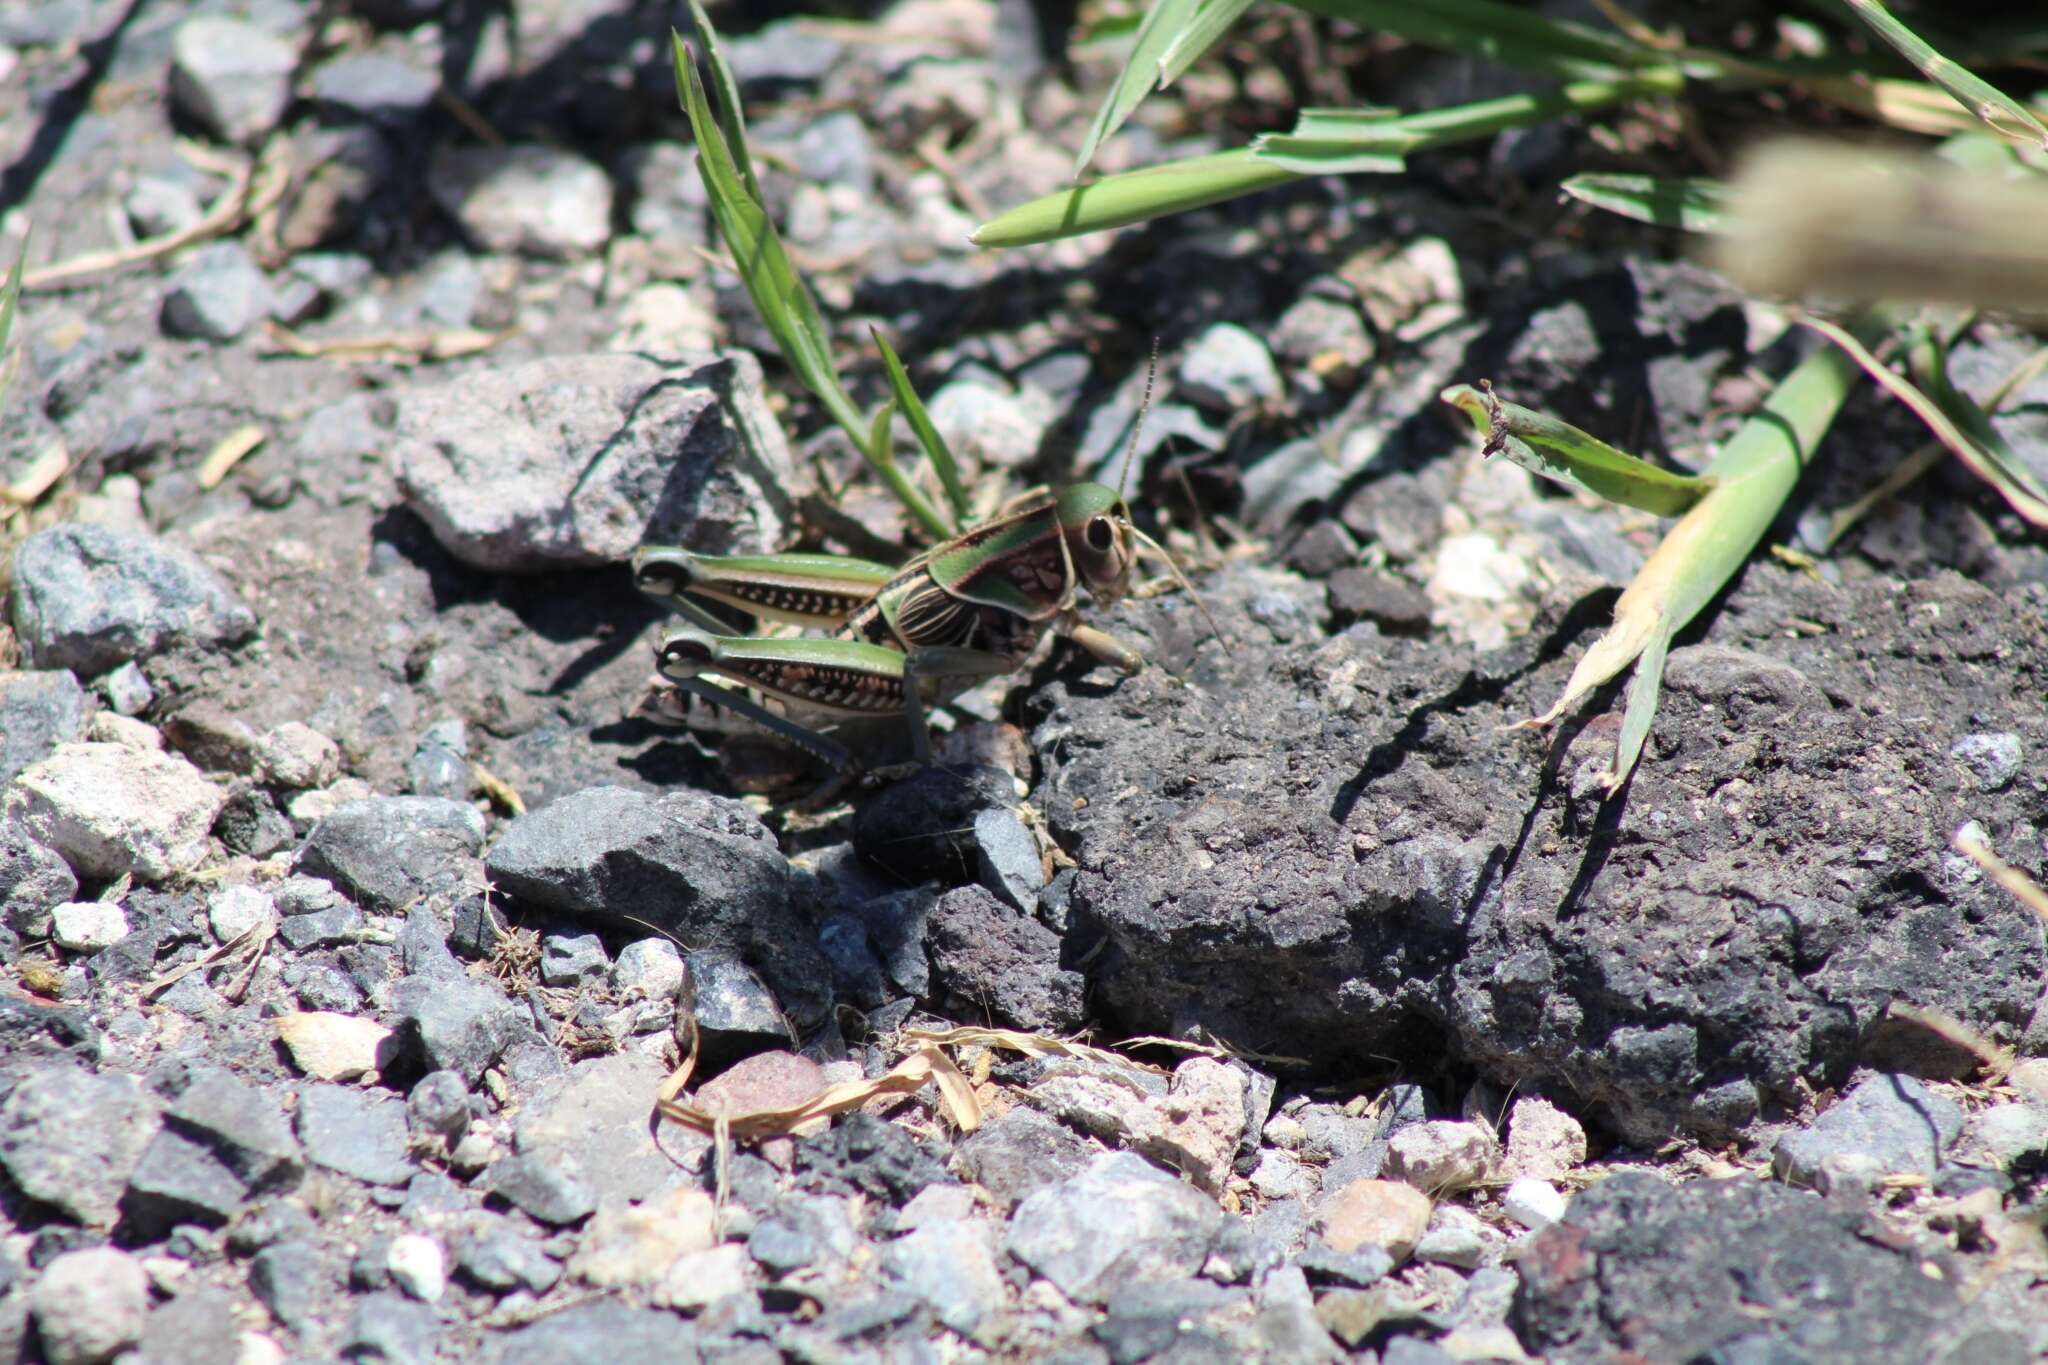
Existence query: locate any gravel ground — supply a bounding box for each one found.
[3,0,2048,1362]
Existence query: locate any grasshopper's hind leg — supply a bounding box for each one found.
[653,631,862,780]
[900,646,1025,764]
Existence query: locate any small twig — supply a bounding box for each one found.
[25,140,288,291]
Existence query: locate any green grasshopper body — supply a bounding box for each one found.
[632,481,1152,777]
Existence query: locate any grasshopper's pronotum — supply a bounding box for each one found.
[631,393,1210,782]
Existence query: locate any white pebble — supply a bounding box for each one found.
[1502,1176,1567,1230]
[386,1234,446,1302]
[51,901,130,952]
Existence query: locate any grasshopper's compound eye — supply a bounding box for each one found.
[656,632,717,678]
[635,562,685,597]
[1085,516,1116,553]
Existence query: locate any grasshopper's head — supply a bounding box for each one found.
[1056,482,1137,603]
[653,627,718,681]
[632,547,693,604]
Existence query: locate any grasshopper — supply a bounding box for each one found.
[632,476,1198,781]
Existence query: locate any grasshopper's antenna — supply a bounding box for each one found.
[1115,337,1159,506]
[1132,526,1224,646]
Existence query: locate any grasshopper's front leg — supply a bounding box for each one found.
[634,547,897,632]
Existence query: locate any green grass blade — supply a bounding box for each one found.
[980,75,1675,246]
[872,327,969,530]
[1839,0,2048,149]
[1515,317,1878,790]
[975,148,1296,247]
[682,0,763,200]
[1801,313,2048,528]
[1289,0,1661,81]
[1439,384,1712,516]
[1157,0,1258,86]
[672,32,950,541]
[1250,109,1414,173]
[1562,174,1732,234]
[673,34,848,428]
[1074,0,1204,175]
[0,231,26,402]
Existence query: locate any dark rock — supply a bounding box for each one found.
[0,818,77,940]
[496,1303,698,1364]
[685,949,796,1071]
[275,902,366,950]
[726,19,843,92]
[214,784,294,858]
[406,1070,471,1141]
[396,904,462,980]
[343,1291,440,1365]
[296,796,485,914]
[160,241,276,342]
[1296,1243,1394,1287]
[1006,1151,1222,1303]
[1096,1279,1241,1364]
[487,1153,597,1225]
[1326,567,1432,633]
[0,1064,160,1225]
[391,972,518,1082]
[849,888,935,998]
[487,786,827,1025]
[793,1112,947,1204]
[295,1084,415,1186]
[0,671,89,789]
[926,885,1086,1032]
[9,524,256,675]
[1513,1170,2021,1361]
[248,1240,325,1332]
[955,1105,1094,1209]
[881,1220,1006,1335]
[817,913,888,1007]
[852,764,1017,884]
[1026,571,2048,1143]
[0,990,98,1059]
[1283,521,1361,580]
[1773,1073,1965,1188]
[160,701,265,774]
[541,932,608,988]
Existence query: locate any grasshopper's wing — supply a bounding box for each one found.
[918,501,1074,623]
[634,549,896,628]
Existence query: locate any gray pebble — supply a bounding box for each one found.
[486,1152,597,1226]
[30,1247,146,1365]
[9,523,256,675]
[1951,732,2023,792]
[296,795,484,915]
[1007,1150,1223,1303]
[296,1084,415,1186]
[160,241,275,342]
[974,807,1044,912]
[429,144,612,258]
[541,932,608,988]
[169,17,295,145]
[0,670,89,788]
[1774,1073,1964,1188]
